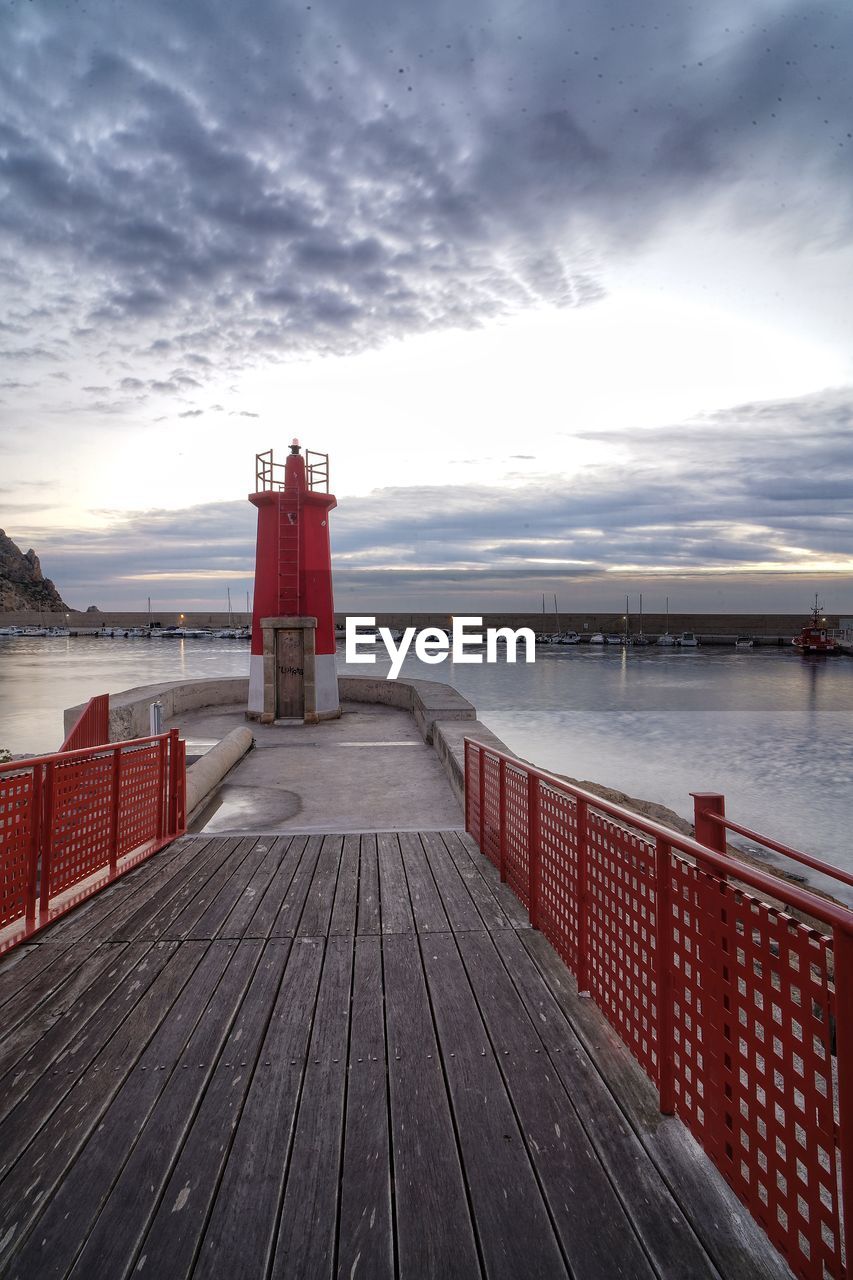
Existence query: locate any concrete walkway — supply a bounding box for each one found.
[171,701,464,834]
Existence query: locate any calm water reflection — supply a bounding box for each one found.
[1,636,851,901]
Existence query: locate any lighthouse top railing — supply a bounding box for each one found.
[255,449,329,493]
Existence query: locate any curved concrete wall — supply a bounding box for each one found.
[63,673,493,807]
[63,677,250,743]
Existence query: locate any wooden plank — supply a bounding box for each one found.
[269,934,354,1279]
[452,830,530,929]
[520,929,795,1280]
[439,832,513,931]
[329,834,359,936]
[0,940,203,1272]
[0,937,100,1041]
[457,929,657,1279]
[356,833,380,935]
[6,939,255,1280]
[399,832,449,934]
[454,829,531,928]
[336,936,394,1280]
[217,836,292,938]
[489,927,721,1279]
[383,932,480,1279]
[420,830,484,933]
[297,835,344,937]
[0,940,128,1083]
[377,833,414,935]
[51,836,216,944]
[108,938,294,1280]
[245,835,308,938]
[0,942,69,1007]
[192,935,326,1280]
[0,942,152,1128]
[156,836,260,941]
[0,940,174,1154]
[419,932,567,1279]
[185,837,272,940]
[114,837,243,941]
[270,835,324,937]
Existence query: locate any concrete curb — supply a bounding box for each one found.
[185,726,254,824]
[432,719,514,806]
[337,675,477,743]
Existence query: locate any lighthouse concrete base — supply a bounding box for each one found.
[247,616,340,724]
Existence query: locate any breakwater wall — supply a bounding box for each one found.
[2,609,834,640]
[345,611,827,639]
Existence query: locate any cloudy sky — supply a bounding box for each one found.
[1,0,852,613]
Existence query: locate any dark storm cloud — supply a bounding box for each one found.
[1,0,851,376]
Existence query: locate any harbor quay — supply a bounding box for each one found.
[0,608,845,644]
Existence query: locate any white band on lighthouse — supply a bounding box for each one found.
[314,652,339,716]
[248,653,264,715]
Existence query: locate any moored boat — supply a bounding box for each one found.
[793,596,841,654]
[656,596,675,646]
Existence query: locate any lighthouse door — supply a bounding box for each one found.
[275,628,305,718]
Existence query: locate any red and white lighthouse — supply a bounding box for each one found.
[247,441,340,720]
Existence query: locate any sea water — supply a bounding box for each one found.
[1,635,851,900]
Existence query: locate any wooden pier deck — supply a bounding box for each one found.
[0,831,793,1280]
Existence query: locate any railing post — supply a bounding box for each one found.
[655,838,675,1115]
[177,738,187,834]
[528,771,541,928]
[109,745,122,874]
[464,740,471,835]
[575,797,590,995]
[691,792,727,854]
[478,746,486,853]
[39,761,54,915]
[833,924,853,1264]
[25,765,42,925]
[167,729,180,837]
[498,757,507,882]
[156,736,167,840]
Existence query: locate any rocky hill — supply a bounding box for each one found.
[0,530,70,612]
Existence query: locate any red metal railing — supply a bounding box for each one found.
[693,790,853,891]
[464,737,853,1280]
[59,692,110,752]
[0,729,186,954]
[255,447,329,493]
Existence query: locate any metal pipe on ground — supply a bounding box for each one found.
[185,726,254,820]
